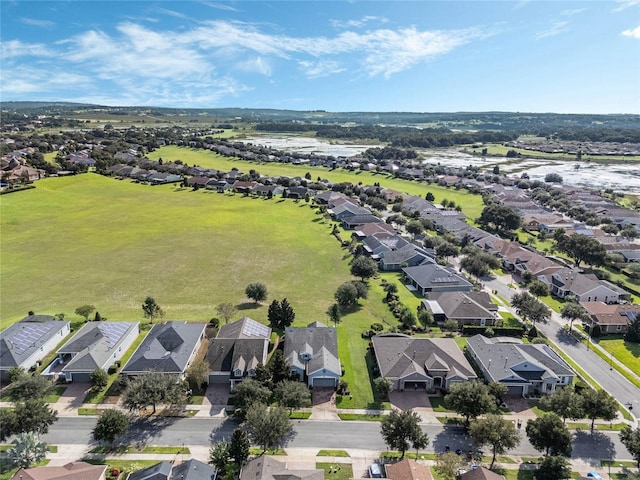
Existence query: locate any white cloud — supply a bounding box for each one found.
[20,17,55,28]
[622,25,640,38]
[236,57,273,76]
[613,0,639,12]
[560,8,586,16]
[298,60,345,78]
[157,8,188,19]
[535,21,569,40]
[202,2,240,12]
[330,16,388,29]
[1,39,52,58]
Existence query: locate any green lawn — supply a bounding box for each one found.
[594,337,640,381]
[0,173,351,327]
[337,412,387,421]
[316,462,353,480]
[317,450,350,457]
[89,445,190,454]
[147,146,486,220]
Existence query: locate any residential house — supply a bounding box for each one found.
[284,321,340,387]
[386,459,433,480]
[55,322,139,382]
[582,302,640,335]
[206,180,232,192]
[126,461,172,480]
[466,335,575,396]
[12,461,107,480]
[253,184,284,197]
[329,202,371,220]
[285,186,315,199]
[206,317,271,390]
[402,263,472,296]
[537,267,630,303]
[379,245,432,271]
[353,222,396,239]
[126,460,216,480]
[121,322,206,379]
[342,214,383,229]
[422,291,498,328]
[371,333,477,391]
[458,466,505,480]
[233,180,258,193]
[187,176,214,188]
[362,234,410,260]
[240,455,323,480]
[0,315,70,382]
[171,459,218,480]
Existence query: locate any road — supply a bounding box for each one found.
[484,274,640,424]
[42,417,633,460]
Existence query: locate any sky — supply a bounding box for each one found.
[1,1,639,114]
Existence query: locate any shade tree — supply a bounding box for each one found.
[141,297,164,324]
[93,409,129,446]
[350,255,378,281]
[581,388,618,432]
[380,409,429,458]
[444,381,494,427]
[245,282,268,304]
[121,370,187,415]
[469,414,520,468]
[244,403,292,453]
[525,413,573,456]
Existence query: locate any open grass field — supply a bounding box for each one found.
[0,173,351,328]
[464,143,640,163]
[146,146,486,221]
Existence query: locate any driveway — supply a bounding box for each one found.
[389,391,439,423]
[200,383,230,417]
[310,387,340,421]
[54,382,89,415]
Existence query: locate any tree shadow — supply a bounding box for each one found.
[209,418,242,443]
[553,327,580,346]
[431,425,474,455]
[236,302,260,311]
[572,429,615,462]
[124,415,180,447]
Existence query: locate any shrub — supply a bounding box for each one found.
[371,323,384,332]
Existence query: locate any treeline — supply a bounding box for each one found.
[536,128,640,144]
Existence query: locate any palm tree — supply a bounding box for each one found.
[8,432,48,468]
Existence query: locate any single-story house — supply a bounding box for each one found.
[379,245,432,271]
[466,335,575,397]
[537,267,630,303]
[582,302,640,335]
[362,234,410,260]
[386,459,433,480]
[329,202,371,220]
[458,466,505,480]
[240,455,323,480]
[187,176,214,188]
[12,461,107,480]
[206,180,232,192]
[371,333,477,391]
[342,214,383,229]
[253,184,284,197]
[126,460,216,480]
[402,263,472,296]
[56,322,139,382]
[126,461,172,480]
[284,321,340,388]
[353,222,396,238]
[172,459,218,480]
[0,315,70,382]
[121,322,206,379]
[421,291,498,328]
[207,317,271,390]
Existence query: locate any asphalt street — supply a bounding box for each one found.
[484,275,640,423]
[42,416,633,461]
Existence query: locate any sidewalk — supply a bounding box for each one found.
[37,444,632,480]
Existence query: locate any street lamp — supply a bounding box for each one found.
[609,352,614,370]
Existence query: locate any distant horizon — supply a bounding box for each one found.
[3,100,639,117]
[2,1,639,114]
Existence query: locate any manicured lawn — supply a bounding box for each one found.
[428,396,454,413]
[249,447,286,455]
[337,412,387,421]
[595,337,640,382]
[1,174,351,327]
[89,445,190,454]
[289,411,311,419]
[316,462,353,480]
[42,385,67,403]
[317,450,350,457]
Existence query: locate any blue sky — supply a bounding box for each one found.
[1,1,639,113]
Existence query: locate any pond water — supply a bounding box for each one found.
[239,135,640,195]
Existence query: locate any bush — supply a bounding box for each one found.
[371,323,384,332]
[209,318,220,328]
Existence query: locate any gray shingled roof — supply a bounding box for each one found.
[371,334,476,382]
[425,291,497,320]
[122,322,205,375]
[0,318,69,370]
[207,318,271,375]
[402,263,472,290]
[240,456,323,480]
[284,323,340,375]
[126,461,172,480]
[467,335,574,384]
[59,322,138,373]
[171,459,217,480]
